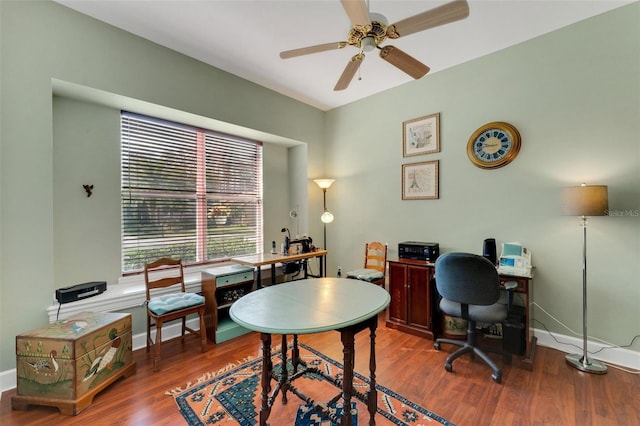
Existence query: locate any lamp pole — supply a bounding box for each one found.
[562,183,608,374]
[313,179,335,277]
[322,188,328,249]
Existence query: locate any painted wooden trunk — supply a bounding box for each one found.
[13,311,136,415]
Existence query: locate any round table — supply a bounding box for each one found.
[230,278,390,426]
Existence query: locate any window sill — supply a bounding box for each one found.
[46,262,243,323]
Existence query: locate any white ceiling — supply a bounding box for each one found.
[54,0,634,111]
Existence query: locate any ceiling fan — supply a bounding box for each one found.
[280,0,470,91]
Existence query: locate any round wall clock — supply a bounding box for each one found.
[467,122,521,169]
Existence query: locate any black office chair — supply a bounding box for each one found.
[433,252,508,383]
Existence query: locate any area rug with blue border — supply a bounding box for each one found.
[166,343,454,426]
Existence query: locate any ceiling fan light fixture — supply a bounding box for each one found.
[361,36,376,52]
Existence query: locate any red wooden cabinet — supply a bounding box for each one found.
[386,259,434,339]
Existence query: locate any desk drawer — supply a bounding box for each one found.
[216,271,253,288]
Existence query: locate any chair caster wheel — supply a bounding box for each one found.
[445,363,453,372]
[492,372,502,384]
[434,342,441,350]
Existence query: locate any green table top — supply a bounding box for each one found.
[229,278,390,335]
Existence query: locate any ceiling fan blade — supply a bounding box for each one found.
[387,0,469,39]
[280,42,348,59]
[379,46,430,79]
[340,0,370,27]
[334,53,364,91]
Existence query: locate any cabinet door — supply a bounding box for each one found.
[407,265,431,330]
[388,262,408,323]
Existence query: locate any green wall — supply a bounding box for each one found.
[324,4,639,351]
[1,0,638,377]
[0,0,325,372]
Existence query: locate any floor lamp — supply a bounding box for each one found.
[313,179,334,250]
[562,183,608,374]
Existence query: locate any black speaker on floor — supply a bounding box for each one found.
[503,319,526,355]
[483,238,497,265]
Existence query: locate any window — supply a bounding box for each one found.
[121,112,263,273]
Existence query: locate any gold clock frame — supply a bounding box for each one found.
[467,122,521,169]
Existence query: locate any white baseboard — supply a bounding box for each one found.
[533,328,639,371]
[2,326,638,399]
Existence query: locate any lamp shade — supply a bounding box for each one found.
[562,184,608,216]
[361,36,376,52]
[314,179,335,189]
[321,211,334,224]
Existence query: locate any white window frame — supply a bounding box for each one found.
[120,112,263,274]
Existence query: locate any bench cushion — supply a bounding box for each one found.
[147,292,204,315]
[346,268,384,282]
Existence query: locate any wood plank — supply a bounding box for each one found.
[2,314,638,425]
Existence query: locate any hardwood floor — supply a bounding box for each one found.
[2,314,638,425]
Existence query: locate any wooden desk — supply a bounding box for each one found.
[387,257,536,370]
[231,250,327,287]
[229,278,390,426]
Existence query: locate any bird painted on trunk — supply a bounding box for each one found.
[83,328,121,382]
[25,350,59,373]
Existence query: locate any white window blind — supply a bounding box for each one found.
[121,112,263,273]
